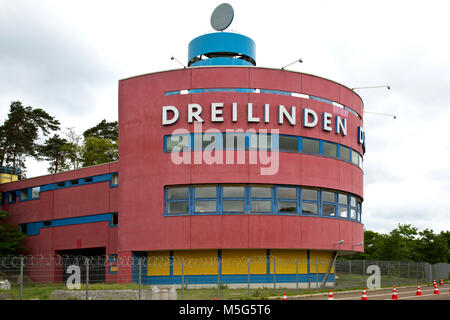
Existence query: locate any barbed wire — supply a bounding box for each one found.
[0,255,334,267]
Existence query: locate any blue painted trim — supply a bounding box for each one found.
[136,273,334,285]
[21,213,116,236]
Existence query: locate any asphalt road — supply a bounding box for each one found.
[291,283,450,300]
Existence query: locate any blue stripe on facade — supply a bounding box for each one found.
[136,273,334,285]
[22,213,117,236]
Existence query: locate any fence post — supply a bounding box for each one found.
[85,257,89,300]
[315,259,319,290]
[273,257,276,290]
[296,259,299,293]
[387,262,390,285]
[19,257,24,300]
[181,258,185,300]
[407,262,410,284]
[349,260,352,289]
[362,260,366,288]
[138,257,142,301]
[247,258,250,297]
[217,257,220,300]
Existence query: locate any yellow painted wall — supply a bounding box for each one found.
[146,249,335,277]
[221,249,267,275]
[173,250,218,275]
[147,251,171,276]
[309,251,334,273]
[0,173,18,184]
[270,250,308,274]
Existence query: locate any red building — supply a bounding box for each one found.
[1,16,364,287]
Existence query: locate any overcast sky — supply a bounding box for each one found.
[1,0,449,234]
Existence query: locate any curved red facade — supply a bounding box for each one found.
[118,66,364,255]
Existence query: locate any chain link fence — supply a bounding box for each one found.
[0,255,448,300]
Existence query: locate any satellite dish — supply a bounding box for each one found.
[210,3,234,31]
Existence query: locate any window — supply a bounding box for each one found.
[323,204,336,216]
[278,187,297,200]
[84,178,93,183]
[302,188,318,201]
[322,190,336,217]
[195,186,216,198]
[350,196,357,220]
[301,188,318,215]
[359,155,363,170]
[277,187,297,214]
[249,134,272,151]
[112,213,118,226]
[168,187,189,200]
[322,191,335,203]
[167,187,189,214]
[223,133,246,150]
[20,189,28,201]
[168,201,189,214]
[19,224,27,235]
[112,173,118,186]
[70,180,79,186]
[302,138,319,154]
[163,184,362,221]
[31,187,40,199]
[57,182,65,188]
[194,133,222,151]
[338,193,348,218]
[302,203,318,215]
[194,185,217,213]
[250,186,272,213]
[166,134,190,152]
[279,136,298,153]
[351,150,359,166]
[222,185,245,213]
[251,186,272,198]
[8,192,16,203]
[323,142,337,158]
[339,146,350,162]
[43,221,51,227]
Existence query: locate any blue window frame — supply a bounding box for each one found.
[276,186,298,214]
[164,184,362,222]
[250,185,273,214]
[321,190,337,217]
[301,188,319,215]
[194,185,218,214]
[222,185,246,213]
[166,186,190,215]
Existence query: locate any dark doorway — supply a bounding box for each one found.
[56,247,106,284]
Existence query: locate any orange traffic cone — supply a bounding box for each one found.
[283,292,287,300]
[434,286,439,295]
[416,284,422,296]
[439,279,444,286]
[432,279,436,286]
[361,288,368,300]
[391,286,399,300]
[328,290,334,300]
